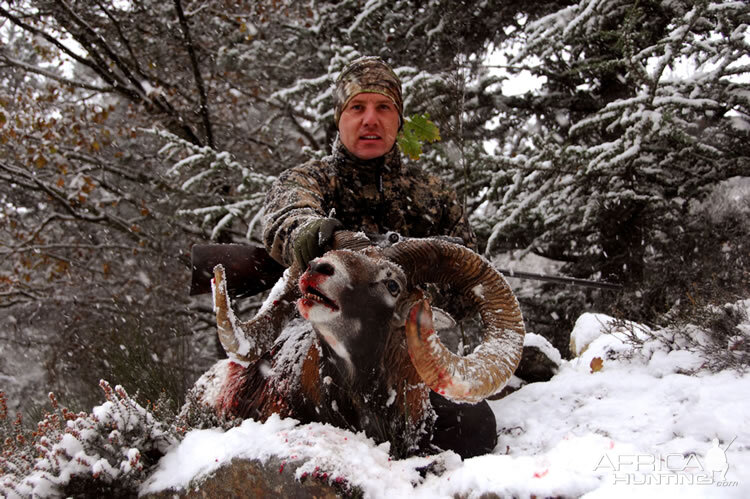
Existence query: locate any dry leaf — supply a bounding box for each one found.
[590,357,604,373]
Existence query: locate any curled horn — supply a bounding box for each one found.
[384,239,525,403]
[212,264,297,363]
[212,231,372,362]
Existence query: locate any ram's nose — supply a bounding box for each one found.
[308,259,335,276]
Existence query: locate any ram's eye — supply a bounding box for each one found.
[385,279,400,296]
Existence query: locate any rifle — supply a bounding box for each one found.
[496,268,622,290]
[190,241,621,299]
[189,243,284,298]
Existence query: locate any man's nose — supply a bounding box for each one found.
[361,105,377,126]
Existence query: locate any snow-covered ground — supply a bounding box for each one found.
[142,302,750,498]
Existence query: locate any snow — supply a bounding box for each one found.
[569,312,618,356]
[142,305,750,498]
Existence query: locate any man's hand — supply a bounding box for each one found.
[293,217,343,268]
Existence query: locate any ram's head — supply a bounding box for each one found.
[203,232,525,457]
[292,238,525,403]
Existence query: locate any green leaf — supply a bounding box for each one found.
[397,113,441,160]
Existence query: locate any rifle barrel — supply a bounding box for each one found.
[496,268,622,290]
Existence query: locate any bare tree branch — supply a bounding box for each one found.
[0,162,153,247]
[0,4,111,82]
[286,104,321,151]
[0,53,115,92]
[174,0,214,148]
[54,0,150,99]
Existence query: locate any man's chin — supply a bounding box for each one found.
[352,143,389,160]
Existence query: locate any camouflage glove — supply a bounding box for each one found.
[293,217,343,268]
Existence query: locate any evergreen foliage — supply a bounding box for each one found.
[473,0,749,344]
[0,0,747,416]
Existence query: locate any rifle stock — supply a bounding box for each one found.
[190,243,285,298]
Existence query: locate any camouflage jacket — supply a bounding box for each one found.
[263,139,476,267]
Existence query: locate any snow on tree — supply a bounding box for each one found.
[0,0,552,412]
[0,0,747,426]
[470,0,749,337]
[0,382,178,498]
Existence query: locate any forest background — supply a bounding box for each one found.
[1,0,748,419]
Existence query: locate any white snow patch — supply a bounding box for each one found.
[569,312,617,356]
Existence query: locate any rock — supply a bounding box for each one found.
[143,456,358,498]
[488,334,562,400]
[568,312,615,357]
[514,333,562,383]
[514,345,560,383]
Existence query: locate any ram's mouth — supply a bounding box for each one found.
[300,283,339,311]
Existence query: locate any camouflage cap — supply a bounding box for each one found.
[333,56,403,127]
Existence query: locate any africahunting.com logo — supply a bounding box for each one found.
[594,437,739,487]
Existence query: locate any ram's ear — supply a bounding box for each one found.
[431,307,456,331]
[403,302,455,343]
[393,289,428,328]
[393,292,453,330]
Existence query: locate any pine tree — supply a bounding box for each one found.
[474,0,749,333]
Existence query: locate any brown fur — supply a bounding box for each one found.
[223,320,434,458]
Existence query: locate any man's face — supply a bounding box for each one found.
[338,93,400,160]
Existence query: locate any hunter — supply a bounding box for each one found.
[261,56,497,457]
[262,56,476,271]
